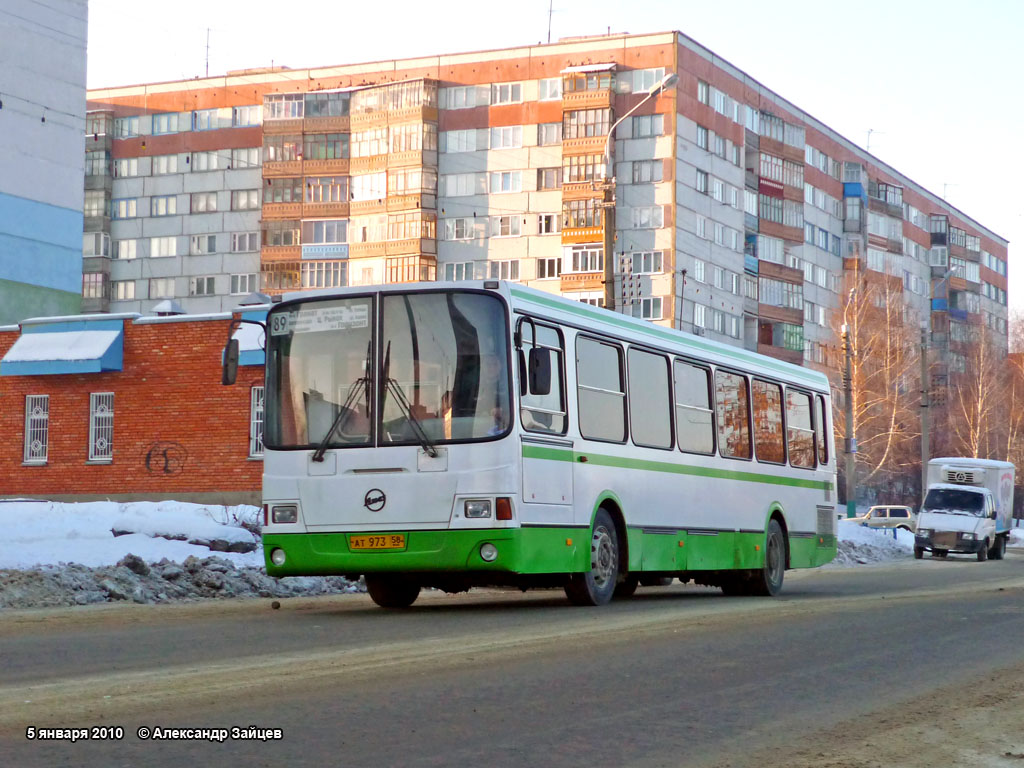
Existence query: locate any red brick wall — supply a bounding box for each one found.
[0,317,264,502]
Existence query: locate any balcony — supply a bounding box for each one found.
[262,202,302,220]
[561,89,614,110]
[261,245,301,262]
[349,155,388,174]
[561,226,604,245]
[560,272,605,292]
[757,304,802,326]
[263,159,302,177]
[262,118,304,135]
[562,136,608,155]
[386,193,425,212]
[757,342,803,365]
[303,157,350,176]
[349,241,387,259]
[303,115,350,133]
[303,201,350,219]
[350,199,387,216]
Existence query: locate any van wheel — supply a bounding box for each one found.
[365,574,421,608]
[914,547,924,559]
[977,541,989,562]
[565,509,619,606]
[747,519,786,597]
[989,536,1006,560]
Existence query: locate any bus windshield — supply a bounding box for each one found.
[265,291,511,449]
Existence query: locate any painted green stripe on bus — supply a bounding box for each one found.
[522,444,832,491]
[509,286,825,388]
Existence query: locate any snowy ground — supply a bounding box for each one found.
[0,499,1020,609]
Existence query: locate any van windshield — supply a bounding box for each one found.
[923,488,985,516]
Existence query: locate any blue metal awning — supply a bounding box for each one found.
[1,319,124,376]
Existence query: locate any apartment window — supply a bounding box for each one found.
[538,214,560,235]
[389,122,435,153]
[695,215,707,239]
[443,218,474,241]
[231,147,260,169]
[88,393,114,462]
[298,176,343,204]
[442,172,482,197]
[152,154,178,174]
[150,195,177,216]
[563,154,602,183]
[191,192,218,213]
[114,239,137,260]
[445,85,480,110]
[490,171,522,194]
[488,259,520,281]
[264,94,304,120]
[305,91,350,118]
[23,395,49,464]
[190,235,217,255]
[758,194,783,224]
[632,160,662,184]
[633,114,664,138]
[490,125,522,149]
[696,125,708,150]
[631,251,663,274]
[444,129,478,153]
[152,112,181,134]
[304,132,349,160]
[538,122,562,146]
[150,236,177,258]
[82,273,106,299]
[758,277,804,310]
[696,170,708,194]
[112,157,136,177]
[231,232,259,253]
[631,206,664,229]
[83,232,110,258]
[693,303,706,328]
[192,109,218,131]
[149,277,175,298]
[249,386,265,458]
[386,256,434,283]
[266,177,302,204]
[113,116,139,138]
[491,215,522,237]
[302,219,348,244]
[539,78,561,100]
[232,105,261,127]
[111,198,137,219]
[711,178,725,203]
[570,244,603,273]
[631,297,663,320]
[231,189,260,210]
[231,273,258,295]
[84,190,105,217]
[111,280,135,300]
[443,261,475,281]
[301,261,347,288]
[491,82,522,105]
[563,108,611,139]
[190,151,221,172]
[263,134,302,162]
[537,167,561,190]
[562,198,602,229]
[537,257,561,279]
[388,167,437,196]
[631,67,665,94]
[189,276,216,296]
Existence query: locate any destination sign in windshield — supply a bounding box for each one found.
[270,302,370,336]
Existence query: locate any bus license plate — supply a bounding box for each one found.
[349,534,406,550]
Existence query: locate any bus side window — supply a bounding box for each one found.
[815,394,829,466]
[714,369,751,459]
[673,359,715,455]
[520,323,567,435]
[627,347,672,450]
[752,379,785,465]
[786,388,815,469]
[576,337,626,443]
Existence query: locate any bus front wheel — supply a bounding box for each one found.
[365,574,421,609]
[565,509,619,606]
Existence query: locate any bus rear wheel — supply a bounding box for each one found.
[747,519,786,596]
[365,574,421,608]
[565,509,619,606]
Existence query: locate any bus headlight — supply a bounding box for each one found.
[464,500,492,519]
[272,504,298,524]
[480,543,498,562]
[270,548,287,566]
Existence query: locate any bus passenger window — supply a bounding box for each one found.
[752,379,785,465]
[815,394,829,466]
[673,360,714,454]
[715,370,751,459]
[627,348,672,449]
[576,337,626,442]
[520,324,566,434]
[786,389,815,468]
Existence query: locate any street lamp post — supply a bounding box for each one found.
[920,266,959,503]
[601,72,679,181]
[842,322,856,517]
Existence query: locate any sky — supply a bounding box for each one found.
[86,0,1024,310]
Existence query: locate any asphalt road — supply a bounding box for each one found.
[3,551,1024,767]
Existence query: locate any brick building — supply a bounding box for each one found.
[0,310,265,504]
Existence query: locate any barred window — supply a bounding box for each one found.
[89,393,114,462]
[24,395,49,464]
[250,387,265,458]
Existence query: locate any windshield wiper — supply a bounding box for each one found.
[311,341,372,463]
[381,342,438,458]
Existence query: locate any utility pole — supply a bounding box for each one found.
[843,323,856,517]
[920,324,930,503]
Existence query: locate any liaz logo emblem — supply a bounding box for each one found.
[364,489,386,512]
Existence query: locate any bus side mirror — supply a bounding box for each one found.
[222,338,239,385]
[528,347,551,396]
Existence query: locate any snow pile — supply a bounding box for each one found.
[829,519,915,567]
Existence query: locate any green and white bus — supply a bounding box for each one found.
[236,281,837,608]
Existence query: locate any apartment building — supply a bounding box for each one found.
[84,31,1009,373]
[0,0,87,325]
